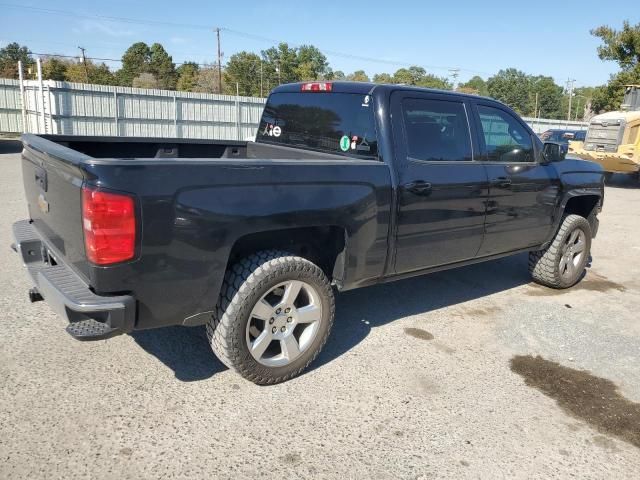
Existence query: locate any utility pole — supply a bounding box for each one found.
[260,60,263,97]
[448,68,460,90]
[534,92,539,119]
[566,78,576,121]
[78,46,89,83]
[215,28,223,94]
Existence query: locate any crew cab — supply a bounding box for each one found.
[12,82,604,383]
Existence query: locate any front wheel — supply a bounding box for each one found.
[529,214,592,289]
[207,250,335,384]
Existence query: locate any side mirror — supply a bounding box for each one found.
[542,142,567,163]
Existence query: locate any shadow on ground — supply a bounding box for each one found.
[132,253,531,382]
[131,325,225,382]
[0,139,22,154]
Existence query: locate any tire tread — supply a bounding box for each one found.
[207,250,335,384]
[529,214,591,289]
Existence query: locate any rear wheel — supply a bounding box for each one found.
[207,250,335,384]
[529,214,592,289]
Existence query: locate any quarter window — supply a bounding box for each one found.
[402,98,472,162]
[477,105,534,162]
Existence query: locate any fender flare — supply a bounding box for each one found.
[543,188,603,247]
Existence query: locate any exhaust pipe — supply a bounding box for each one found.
[28,288,43,303]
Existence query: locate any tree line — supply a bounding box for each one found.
[1,20,639,121]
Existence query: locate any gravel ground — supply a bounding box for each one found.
[1,139,639,479]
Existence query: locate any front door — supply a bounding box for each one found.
[391,91,489,274]
[471,102,559,256]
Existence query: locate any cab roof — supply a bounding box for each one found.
[270,81,490,101]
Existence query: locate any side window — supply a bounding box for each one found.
[477,105,534,162]
[402,98,472,162]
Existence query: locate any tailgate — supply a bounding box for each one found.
[21,135,91,280]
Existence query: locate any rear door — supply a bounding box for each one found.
[471,102,559,255]
[391,90,489,274]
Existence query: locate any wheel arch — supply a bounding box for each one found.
[541,190,602,249]
[225,225,348,285]
[562,193,601,219]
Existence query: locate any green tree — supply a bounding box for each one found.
[458,75,487,95]
[295,45,329,80]
[565,86,596,121]
[42,57,69,81]
[0,42,33,79]
[391,68,414,84]
[346,70,370,82]
[223,52,263,96]
[64,60,116,85]
[372,72,393,83]
[378,66,451,89]
[149,43,176,89]
[89,63,117,85]
[261,43,300,85]
[486,68,531,115]
[591,67,640,113]
[591,21,640,70]
[590,21,640,112]
[530,76,563,118]
[416,73,451,90]
[117,42,151,86]
[327,70,345,80]
[176,62,200,92]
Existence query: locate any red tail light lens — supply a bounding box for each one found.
[301,82,333,92]
[82,186,136,265]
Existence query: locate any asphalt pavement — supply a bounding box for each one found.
[1,139,639,479]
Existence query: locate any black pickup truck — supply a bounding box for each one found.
[12,81,604,384]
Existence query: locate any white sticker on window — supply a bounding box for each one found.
[262,124,282,137]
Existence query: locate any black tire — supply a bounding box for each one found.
[207,250,335,384]
[529,214,592,289]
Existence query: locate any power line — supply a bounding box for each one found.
[27,52,215,68]
[2,2,492,77]
[0,3,212,30]
[222,27,491,76]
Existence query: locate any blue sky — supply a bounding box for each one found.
[0,1,636,87]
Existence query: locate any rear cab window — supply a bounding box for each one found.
[401,98,473,162]
[257,90,378,160]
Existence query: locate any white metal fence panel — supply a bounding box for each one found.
[0,78,589,139]
[522,117,588,134]
[0,79,22,133]
[0,79,268,140]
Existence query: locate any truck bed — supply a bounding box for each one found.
[37,134,346,160]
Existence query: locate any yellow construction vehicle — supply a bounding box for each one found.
[569,85,640,179]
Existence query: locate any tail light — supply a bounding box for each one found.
[301,82,333,92]
[82,186,136,265]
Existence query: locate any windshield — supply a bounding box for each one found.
[256,92,378,159]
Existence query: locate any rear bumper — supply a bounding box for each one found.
[11,220,135,340]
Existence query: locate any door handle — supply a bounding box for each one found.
[404,180,432,195]
[490,177,512,189]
